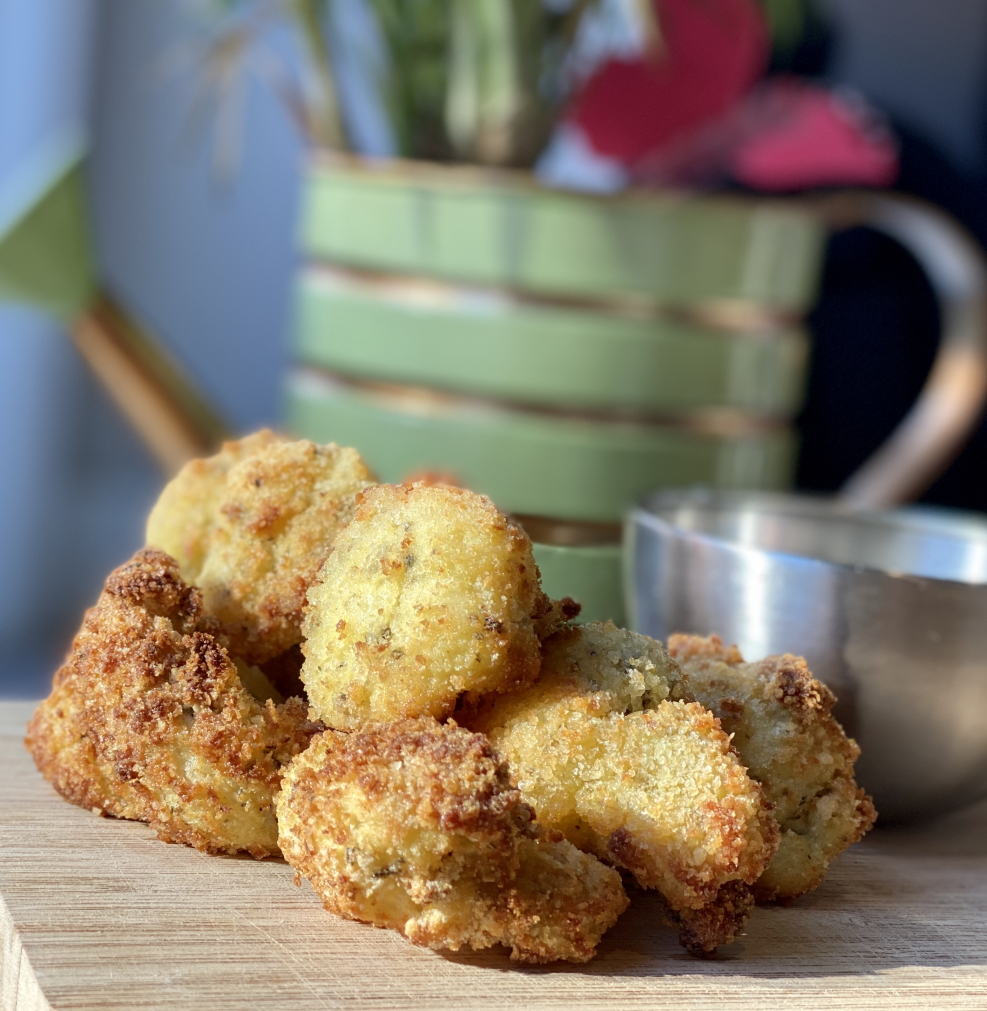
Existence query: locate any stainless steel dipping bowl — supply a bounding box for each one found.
[627,489,987,822]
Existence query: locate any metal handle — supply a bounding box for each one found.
[810,192,987,510]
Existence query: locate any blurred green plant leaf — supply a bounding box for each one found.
[757,0,808,54]
[171,0,347,175]
[445,0,600,167]
[292,0,347,147]
[363,0,450,159]
[174,0,608,168]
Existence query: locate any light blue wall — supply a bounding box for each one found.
[0,0,113,695]
[89,1,306,432]
[0,0,95,175]
[0,1,317,694]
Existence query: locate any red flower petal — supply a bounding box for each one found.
[573,0,769,164]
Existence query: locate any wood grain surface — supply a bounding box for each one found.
[2,699,986,1010]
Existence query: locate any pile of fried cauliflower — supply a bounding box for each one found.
[27,431,876,964]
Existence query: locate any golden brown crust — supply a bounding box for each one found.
[464,622,778,954]
[667,634,745,666]
[500,836,630,963]
[276,718,628,962]
[668,881,756,958]
[26,549,318,857]
[145,431,277,581]
[530,594,582,640]
[301,484,554,729]
[145,431,375,665]
[668,634,877,902]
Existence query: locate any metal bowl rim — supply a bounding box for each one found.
[630,488,987,588]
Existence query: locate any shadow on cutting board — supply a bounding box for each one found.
[439,799,987,979]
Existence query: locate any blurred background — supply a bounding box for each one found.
[3,0,987,696]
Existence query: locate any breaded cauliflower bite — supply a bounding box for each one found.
[276,718,628,962]
[668,634,876,901]
[301,484,567,729]
[467,623,779,955]
[26,549,318,857]
[146,430,375,665]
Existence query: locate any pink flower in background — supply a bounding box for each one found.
[729,80,898,191]
[562,0,899,193]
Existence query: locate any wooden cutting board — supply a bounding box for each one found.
[2,699,986,1010]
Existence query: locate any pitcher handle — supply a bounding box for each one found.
[808,192,987,510]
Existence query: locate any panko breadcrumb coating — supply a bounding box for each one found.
[668,634,876,901]
[302,484,570,729]
[145,429,276,581]
[26,549,318,858]
[467,622,778,955]
[146,430,375,665]
[276,718,627,962]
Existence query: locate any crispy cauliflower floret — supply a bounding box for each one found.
[146,430,375,665]
[276,718,627,962]
[26,549,318,857]
[668,633,876,901]
[466,623,778,955]
[301,484,570,729]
